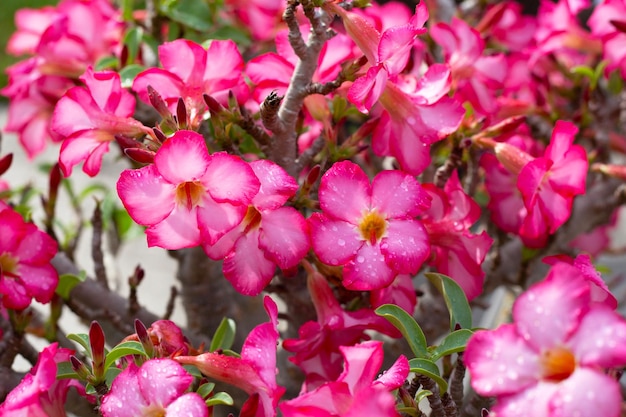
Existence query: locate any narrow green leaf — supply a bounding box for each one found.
[376,304,428,358]
[68,333,92,357]
[415,390,433,403]
[123,27,143,64]
[409,358,448,392]
[57,361,79,379]
[197,382,216,399]
[429,329,474,362]
[210,318,236,352]
[104,341,147,370]
[119,64,146,89]
[396,406,419,417]
[570,65,595,79]
[95,56,119,71]
[56,271,86,299]
[105,367,122,388]
[159,0,214,32]
[425,272,472,331]
[206,392,234,407]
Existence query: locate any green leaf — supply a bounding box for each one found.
[57,361,79,379]
[197,382,216,399]
[209,26,251,48]
[570,65,595,79]
[123,27,143,64]
[206,392,234,407]
[184,364,203,378]
[408,358,448,393]
[105,367,122,387]
[104,341,148,370]
[119,64,146,89]
[56,271,87,299]
[210,318,236,352]
[375,304,428,358]
[425,272,472,331]
[95,56,119,71]
[429,329,474,362]
[159,0,214,32]
[68,333,92,357]
[415,389,433,403]
[396,406,419,417]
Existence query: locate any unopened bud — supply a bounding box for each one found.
[0,153,13,176]
[124,148,155,164]
[70,355,92,380]
[134,319,155,357]
[592,163,626,180]
[176,98,188,130]
[494,142,534,175]
[147,85,171,118]
[89,321,106,380]
[203,94,225,115]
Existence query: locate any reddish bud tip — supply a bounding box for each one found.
[306,165,321,186]
[70,355,91,380]
[115,135,141,150]
[89,321,106,366]
[203,94,224,115]
[147,85,171,118]
[124,148,155,164]
[0,153,13,176]
[610,20,626,34]
[176,98,188,129]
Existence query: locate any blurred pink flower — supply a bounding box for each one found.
[0,343,91,417]
[421,171,493,300]
[203,160,309,295]
[52,67,149,177]
[225,0,285,41]
[280,340,408,417]
[101,358,207,417]
[309,161,431,290]
[176,296,285,417]
[133,39,248,128]
[465,262,626,417]
[589,0,626,77]
[117,130,260,249]
[0,208,58,310]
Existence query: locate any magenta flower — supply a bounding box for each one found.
[430,17,507,116]
[0,208,58,310]
[589,0,626,77]
[101,358,207,417]
[280,340,409,417]
[0,343,92,417]
[51,67,150,177]
[132,39,248,128]
[420,172,493,300]
[283,266,405,391]
[309,161,431,290]
[465,262,626,417]
[175,296,285,417]
[117,130,260,250]
[225,0,285,41]
[203,160,309,296]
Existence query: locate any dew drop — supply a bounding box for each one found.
[356,256,365,263]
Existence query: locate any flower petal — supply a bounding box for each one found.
[165,393,208,417]
[196,195,247,245]
[319,161,370,223]
[568,306,626,368]
[259,208,309,269]
[223,230,275,296]
[101,364,147,417]
[380,219,430,274]
[146,207,201,249]
[155,130,211,184]
[309,214,362,266]
[343,243,396,290]
[371,170,430,217]
[250,160,298,210]
[202,152,260,204]
[117,165,176,226]
[139,359,193,407]
[549,368,621,417]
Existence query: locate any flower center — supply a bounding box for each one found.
[175,181,205,210]
[359,211,387,245]
[0,253,19,278]
[243,206,263,233]
[540,346,576,382]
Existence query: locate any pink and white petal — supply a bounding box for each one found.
[549,368,621,417]
[347,66,388,113]
[545,120,578,163]
[146,207,201,250]
[465,325,541,397]
[318,161,371,223]
[416,97,465,138]
[0,209,25,252]
[378,25,421,75]
[388,123,433,176]
[17,264,58,304]
[159,40,207,86]
[373,355,409,390]
[58,130,105,177]
[196,196,247,245]
[308,214,362,266]
[82,140,110,177]
[430,23,459,58]
[202,224,242,260]
[568,306,626,368]
[491,382,555,417]
[51,90,97,135]
[0,277,32,310]
[101,365,147,417]
[250,160,298,210]
[259,208,309,269]
[371,170,430,218]
[247,53,294,89]
[513,264,590,352]
[414,64,453,104]
[204,40,244,86]
[223,231,276,296]
[165,393,208,417]
[342,243,396,290]
[15,224,57,264]
[338,341,384,393]
[138,359,193,407]
[548,145,588,195]
[381,220,430,274]
[117,165,176,226]
[132,68,184,106]
[154,130,211,183]
[202,153,260,204]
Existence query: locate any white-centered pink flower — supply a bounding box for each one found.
[203,159,309,296]
[101,358,207,417]
[309,161,431,290]
[117,130,260,250]
[465,263,626,417]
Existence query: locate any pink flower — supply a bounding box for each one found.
[101,358,207,417]
[225,0,285,41]
[516,121,588,247]
[176,296,285,417]
[280,340,409,417]
[420,172,493,300]
[430,17,507,116]
[589,0,626,77]
[6,6,57,56]
[309,161,431,290]
[0,343,91,417]
[117,130,260,250]
[122,319,190,357]
[283,267,406,391]
[203,160,309,295]
[52,67,149,177]
[0,208,58,310]
[132,39,248,128]
[465,263,626,417]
